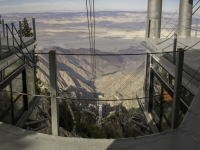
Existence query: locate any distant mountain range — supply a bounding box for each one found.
[2,11,191,51]
[1,11,150,109]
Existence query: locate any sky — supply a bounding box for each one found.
[0,0,179,13]
[0,0,199,14]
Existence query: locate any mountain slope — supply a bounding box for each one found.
[37,46,130,99]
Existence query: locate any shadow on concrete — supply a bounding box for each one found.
[0,122,38,149]
[105,87,200,150]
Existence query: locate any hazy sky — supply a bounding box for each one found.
[0,0,199,13]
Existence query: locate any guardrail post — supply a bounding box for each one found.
[19,21,22,48]
[11,23,14,47]
[145,19,150,39]
[155,19,159,45]
[6,24,9,49]
[173,25,178,64]
[0,31,2,59]
[171,48,184,129]
[32,18,36,40]
[195,18,198,38]
[2,19,5,38]
[49,50,59,136]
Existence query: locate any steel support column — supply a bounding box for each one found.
[173,25,178,64]
[178,0,193,38]
[146,0,162,38]
[2,19,5,38]
[49,50,59,136]
[171,48,184,129]
[22,68,29,110]
[195,19,198,38]
[145,19,150,39]
[155,19,159,44]
[19,21,22,48]
[0,31,2,59]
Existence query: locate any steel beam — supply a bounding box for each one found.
[178,0,193,38]
[171,48,184,129]
[0,31,2,59]
[2,19,5,38]
[49,50,59,136]
[145,19,150,39]
[132,120,151,131]
[155,19,159,44]
[195,18,198,38]
[133,125,145,136]
[19,21,22,48]
[32,18,36,41]
[173,25,178,64]
[147,0,163,38]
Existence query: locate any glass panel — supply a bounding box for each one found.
[145,73,150,95]
[26,65,35,105]
[0,85,11,117]
[169,76,175,88]
[158,66,168,82]
[1,110,12,125]
[4,59,24,79]
[152,76,162,123]
[152,98,161,123]
[184,90,194,106]
[161,116,171,131]
[178,111,185,126]
[151,73,188,131]
[163,89,173,104]
[0,71,2,82]
[153,76,162,101]
[12,74,23,100]
[145,68,150,96]
[180,86,186,101]
[13,96,24,120]
[162,89,173,124]
[145,55,150,110]
[151,58,169,82]
[180,87,194,106]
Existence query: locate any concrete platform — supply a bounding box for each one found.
[141,37,200,82]
[0,87,200,150]
[144,37,200,51]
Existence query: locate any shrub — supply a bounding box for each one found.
[59,101,74,132]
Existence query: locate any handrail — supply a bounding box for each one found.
[12,23,34,60]
[25,118,48,126]
[4,24,28,64]
[30,124,48,131]
[133,126,145,136]
[36,104,49,117]
[132,119,151,131]
[7,47,27,66]
[6,24,32,67]
[5,24,34,65]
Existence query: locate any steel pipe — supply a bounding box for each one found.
[146,0,163,38]
[178,0,193,38]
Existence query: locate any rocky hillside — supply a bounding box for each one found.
[37,46,145,104]
[37,46,128,99]
[35,46,146,138]
[29,93,142,138]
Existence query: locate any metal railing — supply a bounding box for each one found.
[0,19,37,67]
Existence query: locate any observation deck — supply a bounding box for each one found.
[141,37,200,83]
[0,87,200,150]
[1,0,200,149]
